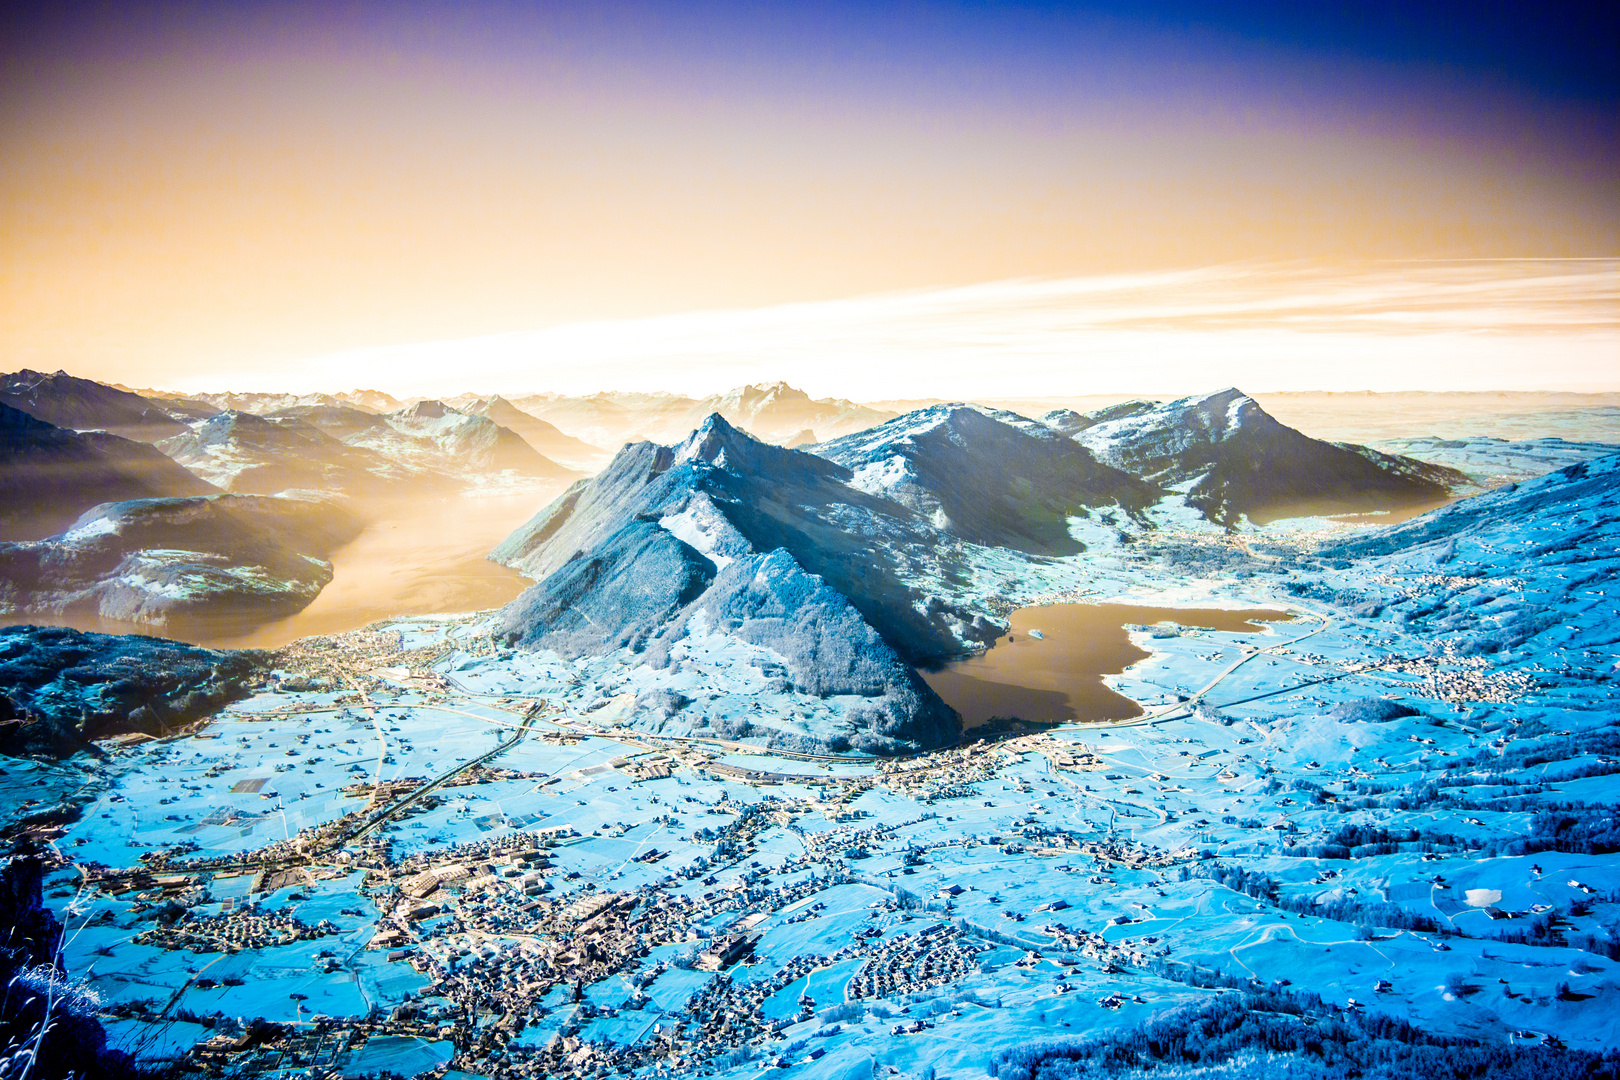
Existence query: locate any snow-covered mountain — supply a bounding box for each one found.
[1063,388,1465,523]
[1,369,191,443]
[157,410,453,497]
[498,390,704,450]
[492,414,1047,752]
[369,400,577,482]
[490,406,1179,753]
[813,404,1156,554]
[265,403,396,442]
[495,415,1031,655]
[172,387,405,417]
[275,399,578,487]
[700,380,895,444]
[0,403,215,540]
[0,493,361,631]
[460,395,606,470]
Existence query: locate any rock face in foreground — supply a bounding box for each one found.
[0,625,263,756]
[0,494,362,631]
[0,402,216,540]
[1065,388,1464,524]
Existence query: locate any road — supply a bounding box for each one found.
[346,701,542,845]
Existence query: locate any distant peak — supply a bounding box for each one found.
[398,399,455,419]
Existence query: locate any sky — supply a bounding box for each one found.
[2,1,1616,397]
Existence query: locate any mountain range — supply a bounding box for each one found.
[1,369,192,443]
[488,392,1480,752]
[491,411,1144,752]
[1,373,1492,659]
[497,381,896,449]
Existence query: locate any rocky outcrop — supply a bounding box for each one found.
[0,625,263,756]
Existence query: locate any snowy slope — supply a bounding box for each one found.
[813,404,1156,553]
[1067,388,1465,524]
[1319,453,1620,665]
[158,410,449,497]
[370,401,578,482]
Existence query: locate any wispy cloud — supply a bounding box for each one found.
[208,260,1619,399]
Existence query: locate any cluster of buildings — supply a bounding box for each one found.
[135,903,338,953]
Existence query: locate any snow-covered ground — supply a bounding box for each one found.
[8,452,1618,1079]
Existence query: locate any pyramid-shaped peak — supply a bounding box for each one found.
[398,399,457,419]
[674,412,760,465]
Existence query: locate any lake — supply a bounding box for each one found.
[5,490,555,650]
[920,602,1293,728]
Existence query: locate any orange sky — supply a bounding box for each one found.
[2,3,1615,392]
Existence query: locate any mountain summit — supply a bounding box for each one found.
[490,413,998,753]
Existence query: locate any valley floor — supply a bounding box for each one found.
[5,482,1618,1079]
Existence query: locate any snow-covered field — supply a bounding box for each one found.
[7,452,1618,1079]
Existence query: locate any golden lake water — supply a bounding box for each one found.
[920,603,1293,728]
